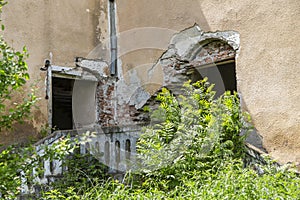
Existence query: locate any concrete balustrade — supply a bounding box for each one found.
[21,125,143,195]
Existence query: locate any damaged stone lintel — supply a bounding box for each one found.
[168,24,240,60]
[50,58,110,82]
[148,25,239,76]
[76,58,110,79]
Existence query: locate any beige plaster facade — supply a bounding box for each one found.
[1,0,300,165]
[1,0,109,144]
[115,0,300,164]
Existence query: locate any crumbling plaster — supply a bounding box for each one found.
[0,0,299,165]
[116,25,239,109]
[115,0,300,164]
[1,0,109,145]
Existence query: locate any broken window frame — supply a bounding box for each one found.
[46,65,98,132]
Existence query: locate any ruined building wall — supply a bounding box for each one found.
[0,0,110,145]
[115,0,300,164]
[0,0,299,166]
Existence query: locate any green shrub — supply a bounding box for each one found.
[0,135,76,199]
[42,147,109,197]
[136,79,250,189]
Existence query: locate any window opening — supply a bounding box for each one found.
[192,60,236,97]
[52,77,74,131]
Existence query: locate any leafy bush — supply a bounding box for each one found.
[136,79,250,189]
[0,0,37,131]
[0,135,76,199]
[42,147,109,197]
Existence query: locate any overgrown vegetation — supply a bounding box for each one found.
[0,135,76,199]
[41,147,110,197]
[0,1,39,198]
[38,79,299,199]
[0,0,37,131]
[0,1,299,199]
[0,79,299,199]
[137,79,248,184]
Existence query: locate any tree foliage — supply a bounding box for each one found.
[0,0,37,131]
[0,135,77,199]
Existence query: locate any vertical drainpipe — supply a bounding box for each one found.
[109,0,118,124]
[109,0,117,76]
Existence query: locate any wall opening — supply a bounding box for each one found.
[95,141,100,152]
[50,160,54,174]
[52,77,74,131]
[50,67,98,131]
[192,60,236,97]
[189,39,237,97]
[125,139,131,159]
[115,140,120,170]
[105,141,110,166]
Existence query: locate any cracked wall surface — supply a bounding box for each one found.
[0,0,109,145]
[0,0,299,166]
[114,26,238,103]
[115,0,300,165]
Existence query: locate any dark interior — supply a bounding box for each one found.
[217,62,237,93]
[52,77,74,131]
[192,61,237,96]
